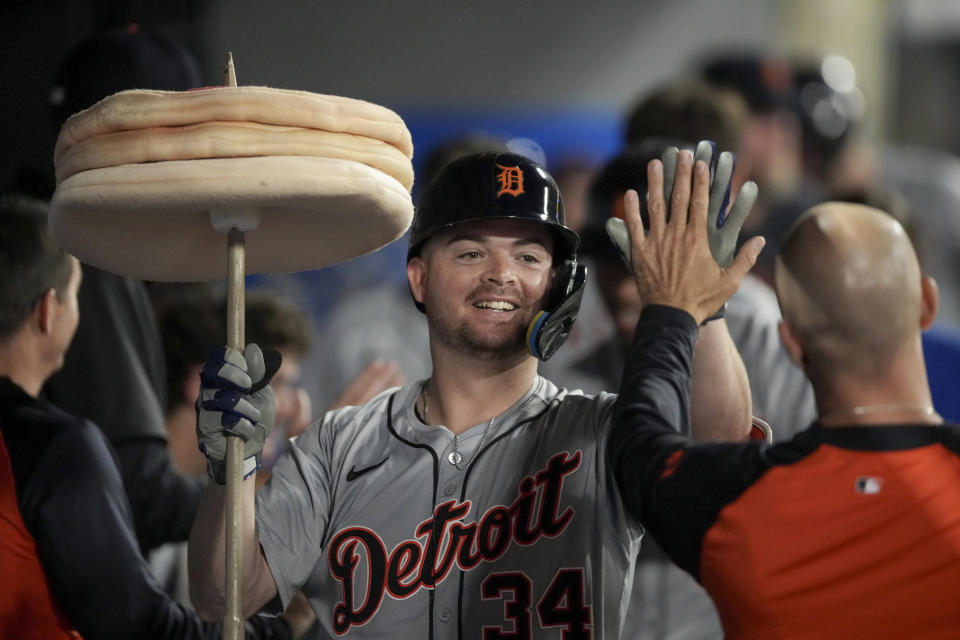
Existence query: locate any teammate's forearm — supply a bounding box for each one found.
[187,481,229,620]
[689,319,753,441]
[187,478,275,620]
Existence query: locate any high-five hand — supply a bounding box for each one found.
[605,140,759,272]
[623,151,765,324]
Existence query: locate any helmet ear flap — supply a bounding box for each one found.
[526,259,587,361]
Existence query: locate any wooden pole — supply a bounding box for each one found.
[222,52,246,640]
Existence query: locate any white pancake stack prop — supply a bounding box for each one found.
[51,72,414,281]
[49,55,414,639]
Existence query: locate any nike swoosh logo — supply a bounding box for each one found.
[346,457,390,482]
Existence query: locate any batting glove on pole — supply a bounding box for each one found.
[196,343,281,484]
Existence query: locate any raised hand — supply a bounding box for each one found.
[606,140,758,271]
[329,359,406,411]
[622,150,765,324]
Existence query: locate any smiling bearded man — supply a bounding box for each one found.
[412,219,557,360]
[188,149,763,639]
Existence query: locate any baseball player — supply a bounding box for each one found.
[188,149,761,638]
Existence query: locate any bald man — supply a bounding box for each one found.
[610,193,960,638]
[776,202,939,422]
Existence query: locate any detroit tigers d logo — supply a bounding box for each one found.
[496,164,525,197]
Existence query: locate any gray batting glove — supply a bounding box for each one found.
[661,140,715,214]
[606,140,759,269]
[710,173,758,268]
[196,343,280,484]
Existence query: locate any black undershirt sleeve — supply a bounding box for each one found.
[609,305,699,520]
[609,305,775,579]
[41,267,203,553]
[113,439,204,552]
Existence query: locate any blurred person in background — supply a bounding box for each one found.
[700,54,804,201]
[549,157,597,234]
[881,146,960,329]
[791,57,875,197]
[881,145,960,328]
[699,51,824,283]
[41,24,206,553]
[158,289,316,485]
[0,196,297,639]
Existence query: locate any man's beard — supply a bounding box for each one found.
[424,288,532,361]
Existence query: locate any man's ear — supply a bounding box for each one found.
[35,288,57,334]
[407,257,427,307]
[920,275,939,331]
[778,320,805,369]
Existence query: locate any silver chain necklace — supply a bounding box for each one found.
[823,403,941,421]
[421,384,494,470]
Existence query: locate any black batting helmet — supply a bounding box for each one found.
[408,152,579,263]
[407,151,585,361]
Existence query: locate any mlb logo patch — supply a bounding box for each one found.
[855,476,883,495]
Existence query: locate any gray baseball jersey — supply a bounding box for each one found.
[256,376,643,639]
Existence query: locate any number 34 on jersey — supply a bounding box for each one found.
[327,451,593,638]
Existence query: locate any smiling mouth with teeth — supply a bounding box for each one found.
[474,300,517,312]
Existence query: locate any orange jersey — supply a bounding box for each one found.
[699,427,960,639]
[612,306,960,639]
[0,431,81,639]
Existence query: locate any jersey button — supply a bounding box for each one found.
[439,608,451,623]
[443,483,457,497]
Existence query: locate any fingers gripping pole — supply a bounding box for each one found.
[222,52,246,640]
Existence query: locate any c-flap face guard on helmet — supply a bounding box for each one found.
[408,151,586,360]
[526,257,587,361]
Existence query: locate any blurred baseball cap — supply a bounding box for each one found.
[792,55,865,169]
[581,138,695,261]
[700,52,797,114]
[50,23,202,125]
